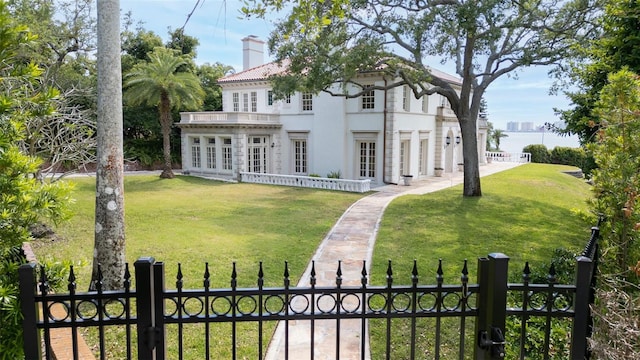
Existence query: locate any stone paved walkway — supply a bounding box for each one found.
[264,162,523,360]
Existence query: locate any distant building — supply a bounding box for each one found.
[506,121,519,132]
[520,122,534,131]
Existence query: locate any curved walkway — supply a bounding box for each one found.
[265,162,522,360]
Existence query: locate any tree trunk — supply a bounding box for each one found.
[159,93,175,179]
[458,34,482,197]
[461,116,482,197]
[91,0,125,291]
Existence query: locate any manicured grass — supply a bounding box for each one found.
[34,175,365,288]
[371,164,592,284]
[33,164,593,359]
[32,174,365,359]
[369,163,593,359]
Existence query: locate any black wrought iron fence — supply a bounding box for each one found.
[19,225,600,360]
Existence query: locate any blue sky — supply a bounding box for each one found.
[120,0,573,130]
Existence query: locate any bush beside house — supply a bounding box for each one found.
[522,144,595,176]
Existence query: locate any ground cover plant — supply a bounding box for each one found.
[31,175,365,359]
[369,163,592,359]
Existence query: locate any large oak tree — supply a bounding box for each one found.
[243,0,601,196]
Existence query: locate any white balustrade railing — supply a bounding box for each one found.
[240,172,371,193]
[486,151,531,163]
[180,112,279,124]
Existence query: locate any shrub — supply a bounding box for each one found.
[0,250,73,359]
[124,135,181,168]
[589,279,640,359]
[0,247,26,359]
[549,147,598,178]
[523,144,550,163]
[327,170,341,179]
[586,69,640,360]
[522,145,595,177]
[579,153,597,179]
[0,3,73,356]
[124,138,164,166]
[549,146,584,167]
[505,248,577,359]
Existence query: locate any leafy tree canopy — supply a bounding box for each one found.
[198,62,234,111]
[0,1,72,355]
[589,68,640,274]
[556,0,640,144]
[242,0,601,196]
[122,28,163,69]
[166,28,199,58]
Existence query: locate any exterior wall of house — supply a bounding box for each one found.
[177,36,490,185]
[179,79,464,184]
[179,74,480,185]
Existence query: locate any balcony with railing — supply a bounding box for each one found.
[179,112,280,126]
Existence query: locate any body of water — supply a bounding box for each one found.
[498,131,580,153]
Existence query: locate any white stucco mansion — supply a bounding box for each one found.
[178,36,488,185]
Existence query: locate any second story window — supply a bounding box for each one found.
[302,92,313,111]
[362,85,375,110]
[267,90,274,106]
[232,92,239,112]
[285,94,291,104]
[242,93,249,112]
[403,86,410,111]
[251,91,257,112]
[422,95,429,113]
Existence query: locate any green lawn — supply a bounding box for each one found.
[33,175,365,288]
[369,163,593,359]
[371,163,592,284]
[32,164,593,359]
[32,175,365,359]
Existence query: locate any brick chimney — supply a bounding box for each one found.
[242,35,264,71]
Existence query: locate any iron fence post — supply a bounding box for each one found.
[153,262,166,360]
[570,256,593,359]
[474,253,509,359]
[135,257,157,360]
[19,262,41,360]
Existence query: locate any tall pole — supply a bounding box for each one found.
[92,0,125,290]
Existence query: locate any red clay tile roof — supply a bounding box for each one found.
[218,60,290,83]
[218,58,461,86]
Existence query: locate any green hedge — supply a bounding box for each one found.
[522,144,595,176]
[522,144,550,163]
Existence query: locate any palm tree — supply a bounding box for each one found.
[492,129,508,151]
[124,47,204,178]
